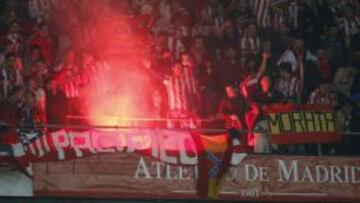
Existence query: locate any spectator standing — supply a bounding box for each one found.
[275,62,302,103]
[308,80,338,107]
[27,23,53,65]
[1,53,23,98]
[334,64,358,98]
[164,62,193,128]
[239,22,261,65]
[277,38,317,95]
[217,85,248,131]
[198,57,219,118]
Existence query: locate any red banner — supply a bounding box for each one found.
[264,104,339,144]
[5,129,204,165]
[1,128,241,199]
[33,154,360,202]
[3,127,359,201]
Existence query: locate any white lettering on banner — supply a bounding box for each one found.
[240,188,260,198]
[178,132,198,165]
[69,131,96,157]
[315,165,329,183]
[244,164,270,182]
[52,130,69,160]
[91,131,116,153]
[134,157,198,180]
[330,166,343,183]
[301,166,314,182]
[259,166,270,182]
[278,160,299,182]
[352,167,360,183]
[134,157,151,179]
[344,166,350,183]
[166,164,178,179]
[126,130,151,152]
[178,167,192,180]
[277,160,360,184]
[151,131,159,159]
[151,162,165,179]
[47,129,199,165]
[159,132,178,164]
[245,164,258,182]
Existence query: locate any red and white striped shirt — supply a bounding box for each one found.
[271,11,285,32]
[164,74,189,116]
[1,68,23,98]
[182,65,197,95]
[251,0,271,28]
[308,88,338,106]
[52,67,80,99]
[341,16,360,37]
[240,35,261,55]
[61,78,80,99]
[167,36,185,60]
[275,76,301,102]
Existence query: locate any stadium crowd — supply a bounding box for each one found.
[0,0,359,155]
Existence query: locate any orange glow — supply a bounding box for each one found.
[88,96,133,126]
[84,61,153,127]
[53,1,155,127]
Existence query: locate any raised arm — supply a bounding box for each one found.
[255,52,270,81]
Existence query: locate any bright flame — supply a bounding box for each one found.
[52,1,155,127]
[88,96,133,126]
[84,60,153,127]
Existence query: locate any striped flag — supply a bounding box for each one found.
[251,0,271,28]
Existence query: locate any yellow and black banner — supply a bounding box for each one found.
[264,104,339,144]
